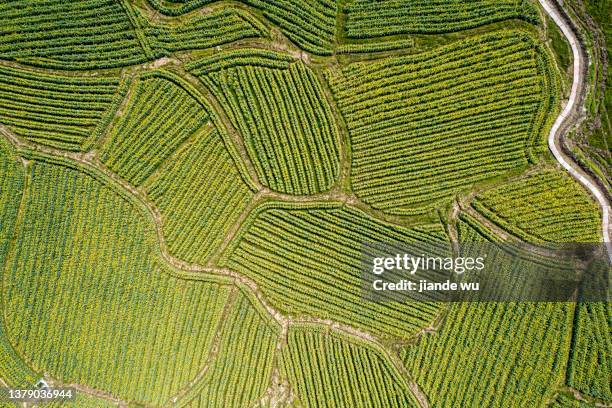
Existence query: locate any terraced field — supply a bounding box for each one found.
[0,65,128,150]
[0,0,609,407]
[325,30,560,214]
[401,216,575,407]
[472,168,602,243]
[282,324,420,407]
[0,0,267,70]
[344,0,540,38]
[187,49,340,195]
[148,0,337,55]
[219,202,448,338]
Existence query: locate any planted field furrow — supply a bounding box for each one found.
[0,0,148,69]
[144,8,267,55]
[2,157,234,405]
[0,1,266,70]
[281,325,420,407]
[219,202,447,339]
[0,140,39,388]
[144,125,255,264]
[344,0,539,39]
[148,0,337,55]
[472,169,601,243]
[567,303,612,401]
[100,69,255,264]
[100,71,209,185]
[325,30,559,214]
[187,50,340,195]
[401,217,574,407]
[0,65,128,151]
[179,289,280,407]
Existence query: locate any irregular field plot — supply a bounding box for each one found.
[325,30,559,214]
[282,324,420,408]
[344,0,540,38]
[0,0,266,70]
[401,218,574,408]
[188,49,340,195]
[99,71,211,186]
[179,289,280,407]
[472,169,601,243]
[148,0,337,55]
[143,124,255,265]
[141,8,267,56]
[567,302,612,401]
[3,157,233,405]
[0,140,38,387]
[0,65,127,151]
[219,201,448,339]
[0,0,148,69]
[100,70,254,264]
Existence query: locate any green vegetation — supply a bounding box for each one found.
[0,0,266,70]
[0,0,607,405]
[99,71,210,185]
[0,65,128,151]
[100,70,255,264]
[143,123,255,264]
[584,0,612,150]
[148,0,337,55]
[567,302,612,401]
[141,8,268,55]
[344,0,540,39]
[3,156,234,405]
[547,15,572,75]
[472,169,601,243]
[178,289,280,407]
[220,201,448,339]
[550,392,598,407]
[0,0,148,69]
[0,140,38,388]
[336,39,415,54]
[401,217,574,407]
[188,50,340,194]
[325,31,560,214]
[282,324,419,407]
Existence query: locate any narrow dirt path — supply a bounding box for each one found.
[0,127,428,407]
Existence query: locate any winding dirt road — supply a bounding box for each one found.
[539,0,612,262]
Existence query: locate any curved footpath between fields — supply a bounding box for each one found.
[539,0,612,262]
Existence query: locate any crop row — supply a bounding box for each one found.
[219,201,448,339]
[471,169,601,243]
[143,8,267,55]
[402,217,574,407]
[187,48,294,75]
[99,72,210,186]
[0,0,148,69]
[143,125,255,265]
[188,51,340,195]
[336,39,415,54]
[0,64,128,151]
[344,0,540,38]
[325,31,558,214]
[281,324,420,407]
[3,158,233,405]
[148,0,337,55]
[99,70,255,265]
[0,0,267,70]
[0,140,39,388]
[566,302,612,401]
[180,288,280,407]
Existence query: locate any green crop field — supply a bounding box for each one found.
[0,0,609,407]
